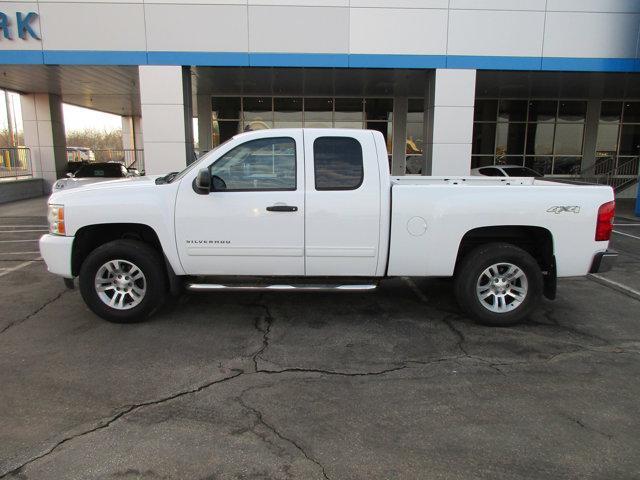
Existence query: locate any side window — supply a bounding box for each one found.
[210,137,296,191]
[313,137,363,190]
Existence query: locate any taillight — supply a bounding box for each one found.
[595,200,615,241]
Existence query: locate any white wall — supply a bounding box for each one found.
[1,1,639,66]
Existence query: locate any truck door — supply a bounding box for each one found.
[303,129,381,276]
[174,130,305,276]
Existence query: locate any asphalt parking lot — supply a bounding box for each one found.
[1,197,640,480]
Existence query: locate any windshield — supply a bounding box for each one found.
[74,164,125,178]
[504,167,541,177]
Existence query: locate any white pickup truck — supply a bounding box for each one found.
[40,129,617,326]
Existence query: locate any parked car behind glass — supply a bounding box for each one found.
[471,165,542,177]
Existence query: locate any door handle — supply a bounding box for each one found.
[266,205,298,212]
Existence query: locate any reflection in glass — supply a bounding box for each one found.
[496,123,525,156]
[274,97,302,128]
[212,97,241,119]
[335,98,363,122]
[553,124,584,155]
[243,97,273,122]
[498,100,527,122]
[600,102,622,123]
[526,123,554,155]
[474,100,498,122]
[595,123,619,154]
[552,156,582,175]
[304,98,333,123]
[528,101,556,123]
[212,120,241,147]
[365,98,393,122]
[623,102,640,123]
[314,137,363,190]
[558,101,587,123]
[472,123,496,155]
[619,124,640,155]
[367,122,393,153]
[525,156,552,175]
[471,156,495,168]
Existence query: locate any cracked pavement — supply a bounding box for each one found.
[1,204,640,479]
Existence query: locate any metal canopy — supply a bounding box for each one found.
[0,65,141,116]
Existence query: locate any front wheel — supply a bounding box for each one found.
[454,243,543,326]
[79,239,166,323]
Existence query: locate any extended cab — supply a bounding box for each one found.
[40,129,617,326]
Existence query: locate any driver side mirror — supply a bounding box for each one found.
[195,168,211,194]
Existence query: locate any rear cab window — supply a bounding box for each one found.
[313,137,363,190]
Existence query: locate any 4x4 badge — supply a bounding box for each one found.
[547,206,580,214]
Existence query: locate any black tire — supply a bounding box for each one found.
[79,239,166,323]
[454,242,542,327]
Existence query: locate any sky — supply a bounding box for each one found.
[63,104,122,133]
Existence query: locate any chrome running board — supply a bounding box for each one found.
[185,283,378,292]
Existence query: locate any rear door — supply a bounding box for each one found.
[303,129,382,276]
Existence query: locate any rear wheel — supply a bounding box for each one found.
[454,243,542,326]
[79,239,166,323]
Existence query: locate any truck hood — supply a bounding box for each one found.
[49,175,164,204]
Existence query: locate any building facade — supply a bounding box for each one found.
[0,0,639,196]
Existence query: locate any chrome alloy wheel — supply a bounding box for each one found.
[94,259,146,310]
[475,262,528,313]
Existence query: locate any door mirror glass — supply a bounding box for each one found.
[195,168,211,193]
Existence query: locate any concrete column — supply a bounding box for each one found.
[391,96,408,176]
[424,69,476,176]
[197,94,212,154]
[133,117,143,150]
[582,99,601,173]
[20,93,67,192]
[121,116,134,150]
[139,66,194,175]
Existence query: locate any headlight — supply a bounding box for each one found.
[47,204,66,235]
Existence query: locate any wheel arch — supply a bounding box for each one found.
[72,223,162,277]
[455,225,556,300]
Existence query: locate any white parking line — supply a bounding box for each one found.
[589,274,640,302]
[0,225,48,228]
[0,239,39,243]
[0,260,37,278]
[613,230,640,240]
[0,251,40,255]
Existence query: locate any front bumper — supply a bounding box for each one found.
[589,249,618,274]
[39,234,74,278]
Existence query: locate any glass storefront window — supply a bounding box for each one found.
[474,100,498,122]
[552,156,582,175]
[495,123,525,156]
[472,123,496,155]
[600,102,622,123]
[596,123,619,154]
[528,101,556,123]
[274,97,302,128]
[553,124,584,156]
[623,102,640,123]
[498,100,527,122]
[212,97,241,119]
[619,124,640,155]
[558,101,587,123]
[525,156,552,175]
[365,98,393,122]
[243,97,273,123]
[526,123,554,155]
[334,98,363,123]
[406,98,424,157]
[304,98,333,125]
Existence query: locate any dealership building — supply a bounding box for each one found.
[0,0,639,199]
